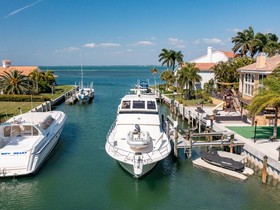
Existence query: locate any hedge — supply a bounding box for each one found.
[0,94,51,102]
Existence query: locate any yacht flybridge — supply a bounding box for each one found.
[105,89,171,178]
[0,111,66,177]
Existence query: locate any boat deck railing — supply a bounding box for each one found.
[107,142,170,163]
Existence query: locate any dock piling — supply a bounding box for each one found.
[262,155,268,184]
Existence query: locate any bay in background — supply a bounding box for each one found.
[0,66,279,210]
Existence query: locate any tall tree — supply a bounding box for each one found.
[160,70,175,89]
[29,69,44,94]
[0,70,30,94]
[159,49,184,71]
[212,57,254,86]
[232,26,256,57]
[177,63,201,99]
[150,67,159,89]
[159,48,172,69]
[249,69,280,139]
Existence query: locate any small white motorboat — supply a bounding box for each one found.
[0,110,67,177]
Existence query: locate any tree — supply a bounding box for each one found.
[160,70,175,89]
[254,32,280,57]
[29,69,56,94]
[249,70,280,139]
[150,67,159,89]
[159,49,184,71]
[177,63,201,99]
[212,57,254,90]
[29,69,44,94]
[159,48,172,69]
[0,70,31,94]
[232,26,256,57]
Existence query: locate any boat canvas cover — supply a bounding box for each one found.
[201,150,245,172]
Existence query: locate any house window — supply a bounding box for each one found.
[259,74,267,85]
[244,73,254,96]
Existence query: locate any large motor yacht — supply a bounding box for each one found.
[105,89,171,178]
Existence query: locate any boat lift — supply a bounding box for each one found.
[166,115,245,158]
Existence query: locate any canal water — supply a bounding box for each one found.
[0,66,279,210]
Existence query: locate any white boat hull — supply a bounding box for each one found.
[0,111,66,177]
[118,161,157,178]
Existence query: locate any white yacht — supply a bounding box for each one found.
[105,89,171,178]
[0,111,67,177]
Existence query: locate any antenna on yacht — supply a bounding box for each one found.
[80,51,84,89]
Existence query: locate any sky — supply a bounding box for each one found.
[0,0,280,66]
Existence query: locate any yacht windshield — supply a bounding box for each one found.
[133,101,145,109]
[147,101,156,110]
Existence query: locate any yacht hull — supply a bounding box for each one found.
[118,161,157,178]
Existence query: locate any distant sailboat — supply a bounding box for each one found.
[76,54,94,104]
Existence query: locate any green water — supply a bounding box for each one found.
[0,66,279,210]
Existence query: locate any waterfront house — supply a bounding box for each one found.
[175,47,235,89]
[0,60,41,94]
[0,60,41,76]
[237,53,280,125]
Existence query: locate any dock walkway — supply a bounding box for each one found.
[159,93,280,181]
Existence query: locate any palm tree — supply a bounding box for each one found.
[159,48,172,69]
[29,69,44,94]
[159,49,184,71]
[177,63,201,99]
[0,70,30,94]
[249,70,280,139]
[160,70,175,89]
[150,67,159,90]
[254,32,280,57]
[170,50,184,71]
[232,26,256,57]
[44,70,56,86]
[212,57,254,90]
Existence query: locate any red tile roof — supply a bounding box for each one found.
[0,66,40,76]
[219,51,235,58]
[195,63,216,71]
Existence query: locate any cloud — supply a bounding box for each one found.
[227,28,242,33]
[99,43,121,47]
[4,0,43,19]
[195,38,223,45]
[55,47,79,53]
[83,42,120,48]
[203,38,222,44]
[134,41,155,46]
[84,43,96,48]
[168,37,186,48]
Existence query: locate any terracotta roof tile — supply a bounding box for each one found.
[194,63,216,71]
[0,66,40,76]
[219,51,235,58]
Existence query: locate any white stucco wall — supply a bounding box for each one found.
[197,71,214,89]
[191,51,229,63]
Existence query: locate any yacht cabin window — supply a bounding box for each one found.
[122,100,131,109]
[133,100,145,109]
[147,101,156,110]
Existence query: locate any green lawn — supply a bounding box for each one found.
[226,126,280,140]
[0,85,74,123]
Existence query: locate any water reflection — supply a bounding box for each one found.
[0,178,40,209]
